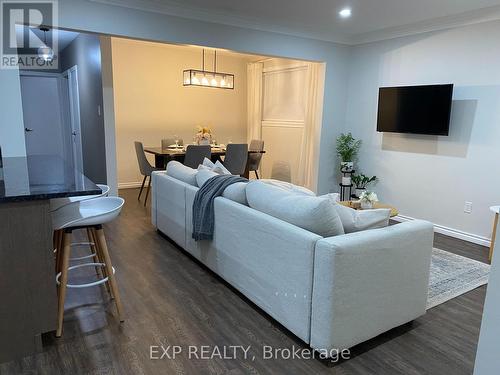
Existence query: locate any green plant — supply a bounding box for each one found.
[352,174,377,189]
[336,133,362,162]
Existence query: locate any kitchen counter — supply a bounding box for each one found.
[0,155,100,202]
[0,155,100,363]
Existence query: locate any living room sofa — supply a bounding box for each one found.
[151,170,433,353]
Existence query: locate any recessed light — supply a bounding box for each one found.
[339,8,352,18]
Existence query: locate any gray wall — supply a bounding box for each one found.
[60,34,107,183]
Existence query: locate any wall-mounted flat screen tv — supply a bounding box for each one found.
[377,84,454,136]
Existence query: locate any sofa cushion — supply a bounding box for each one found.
[166,161,197,186]
[222,182,248,206]
[260,179,315,196]
[333,203,391,233]
[246,181,344,237]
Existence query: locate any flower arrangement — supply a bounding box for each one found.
[195,126,212,145]
[359,191,378,209]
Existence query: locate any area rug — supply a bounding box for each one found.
[427,248,490,309]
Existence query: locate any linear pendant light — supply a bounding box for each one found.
[183,49,234,89]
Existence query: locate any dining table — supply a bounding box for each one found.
[143,145,266,178]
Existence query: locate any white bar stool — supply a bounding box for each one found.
[52,185,110,268]
[52,196,125,337]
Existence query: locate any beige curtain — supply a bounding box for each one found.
[247,62,263,142]
[299,62,326,193]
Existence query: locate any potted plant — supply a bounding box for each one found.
[352,174,377,198]
[336,133,362,172]
[359,191,378,209]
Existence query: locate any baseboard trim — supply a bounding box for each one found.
[393,215,491,247]
[118,181,144,189]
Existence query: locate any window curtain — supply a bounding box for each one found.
[299,62,326,193]
[247,62,263,142]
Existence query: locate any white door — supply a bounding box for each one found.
[63,66,84,176]
[20,74,66,158]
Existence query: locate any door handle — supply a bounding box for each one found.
[25,128,34,132]
[72,131,77,136]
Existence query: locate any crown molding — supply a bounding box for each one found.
[89,0,500,46]
[351,5,500,45]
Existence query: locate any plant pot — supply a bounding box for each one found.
[360,201,373,209]
[198,139,210,145]
[341,161,354,172]
[355,188,366,198]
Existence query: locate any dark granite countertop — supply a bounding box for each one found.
[0,155,101,203]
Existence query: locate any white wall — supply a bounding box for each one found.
[111,39,252,186]
[344,20,500,241]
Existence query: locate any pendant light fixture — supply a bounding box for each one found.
[38,27,54,62]
[183,49,234,89]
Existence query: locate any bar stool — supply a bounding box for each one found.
[51,185,110,268]
[52,196,125,337]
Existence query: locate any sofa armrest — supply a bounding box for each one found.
[310,220,433,352]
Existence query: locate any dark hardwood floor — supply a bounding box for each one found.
[0,188,489,375]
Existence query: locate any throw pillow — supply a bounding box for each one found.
[196,168,218,187]
[212,160,231,175]
[222,182,248,205]
[333,203,391,233]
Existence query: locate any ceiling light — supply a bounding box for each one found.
[339,8,352,18]
[183,49,234,89]
[37,27,54,61]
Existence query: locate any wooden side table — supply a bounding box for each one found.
[340,201,399,218]
[489,206,500,263]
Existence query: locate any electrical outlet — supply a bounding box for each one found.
[464,201,472,214]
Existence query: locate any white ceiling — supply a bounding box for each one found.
[94,0,500,44]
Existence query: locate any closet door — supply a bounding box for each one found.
[260,62,308,185]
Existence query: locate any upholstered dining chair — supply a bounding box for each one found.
[134,141,161,206]
[184,145,211,168]
[248,139,264,179]
[223,144,248,176]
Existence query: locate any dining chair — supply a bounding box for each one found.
[223,144,248,175]
[161,138,184,149]
[184,145,211,169]
[134,141,161,206]
[248,139,264,179]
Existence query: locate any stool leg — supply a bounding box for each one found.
[92,228,112,297]
[56,231,72,337]
[95,227,124,322]
[87,228,102,278]
[489,213,498,263]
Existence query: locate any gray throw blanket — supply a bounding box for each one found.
[192,174,247,241]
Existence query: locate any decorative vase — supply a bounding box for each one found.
[341,161,354,172]
[198,138,210,145]
[360,201,373,209]
[355,188,366,198]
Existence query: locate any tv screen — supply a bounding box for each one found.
[377,84,453,135]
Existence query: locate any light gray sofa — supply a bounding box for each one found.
[151,171,433,353]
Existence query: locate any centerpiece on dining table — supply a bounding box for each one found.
[194,126,212,145]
